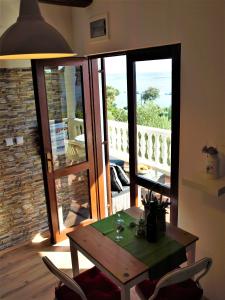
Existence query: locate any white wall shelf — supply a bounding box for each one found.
[182,173,225,197]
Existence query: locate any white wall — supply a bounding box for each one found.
[72,1,225,299]
[0,0,73,68]
[0,0,224,298]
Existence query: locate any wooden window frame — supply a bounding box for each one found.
[89,43,181,225]
[127,44,181,225]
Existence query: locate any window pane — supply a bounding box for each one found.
[135,59,172,188]
[104,56,130,213]
[44,65,87,170]
[55,171,90,232]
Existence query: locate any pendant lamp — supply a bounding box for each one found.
[0,0,75,60]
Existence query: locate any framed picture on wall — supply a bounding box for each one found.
[89,14,109,41]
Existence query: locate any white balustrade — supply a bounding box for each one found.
[108,120,129,162]
[108,120,171,176]
[66,118,171,176]
[73,118,84,136]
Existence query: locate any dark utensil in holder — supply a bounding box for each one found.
[146,201,166,243]
[146,201,158,243]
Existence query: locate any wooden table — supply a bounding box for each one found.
[67,207,198,300]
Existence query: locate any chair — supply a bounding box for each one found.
[135,257,212,300]
[42,256,121,300]
[66,140,80,163]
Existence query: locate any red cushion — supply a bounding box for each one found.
[55,266,121,300]
[136,278,203,300]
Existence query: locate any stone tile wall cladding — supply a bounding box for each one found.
[0,68,48,250]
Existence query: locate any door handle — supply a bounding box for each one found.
[45,151,53,174]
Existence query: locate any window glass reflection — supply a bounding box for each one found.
[135,59,172,188]
[55,171,90,231]
[44,65,87,170]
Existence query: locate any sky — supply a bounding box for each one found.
[104,55,172,74]
[104,55,172,108]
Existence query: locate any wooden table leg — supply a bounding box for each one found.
[121,285,130,300]
[70,241,79,277]
[186,242,196,265]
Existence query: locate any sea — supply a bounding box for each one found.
[106,72,171,109]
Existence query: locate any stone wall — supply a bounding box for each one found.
[45,67,66,121]
[0,68,48,250]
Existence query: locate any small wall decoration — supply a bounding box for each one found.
[202,145,220,179]
[89,14,109,41]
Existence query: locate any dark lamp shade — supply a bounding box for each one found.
[0,0,76,59]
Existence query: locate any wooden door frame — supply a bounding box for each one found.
[89,44,180,226]
[31,57,101,243]
[31,44,180,243]
[99,58,113,216]
[88,59,107,219]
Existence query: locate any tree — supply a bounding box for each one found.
[106,85,128,121]
[106,85,119,109]
[163,106,172,120]
[137,101,171,129]
[106,85,170,129]
[106,85,119,120]
[141,87,160,104]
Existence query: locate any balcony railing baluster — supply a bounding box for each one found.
[72,119,171,176]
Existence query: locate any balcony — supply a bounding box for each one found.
[71,118,171,181]
[108,120,171,177]
[49,118,171,213]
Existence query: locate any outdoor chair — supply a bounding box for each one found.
[135,257,212,300]
[42,256,121,300]
[66,140,81,164]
